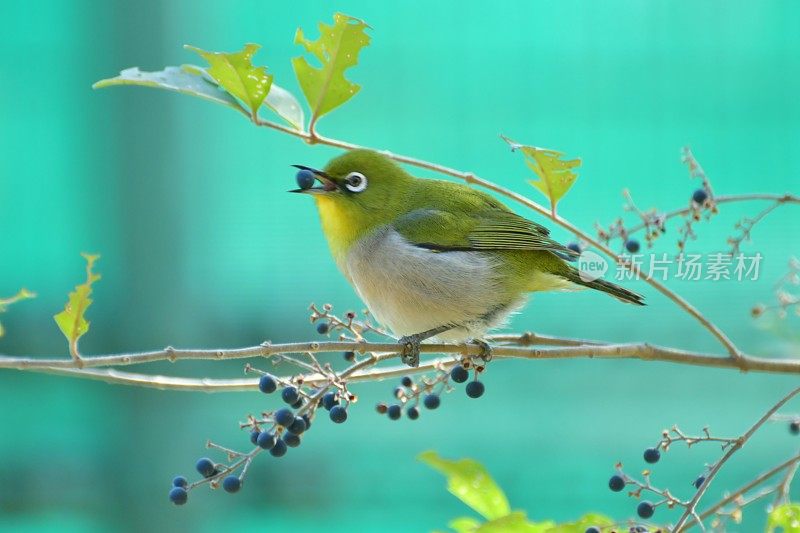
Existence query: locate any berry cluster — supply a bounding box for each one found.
[375,361,486,421]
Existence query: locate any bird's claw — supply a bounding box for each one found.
[471,339,493,363]
[398,334,422,367]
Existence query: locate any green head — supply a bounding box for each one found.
[291,150,414,257]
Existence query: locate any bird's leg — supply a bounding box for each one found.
[470,339,493,363]
[398,325,453,367]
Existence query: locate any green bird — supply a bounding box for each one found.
[291,150,644,367]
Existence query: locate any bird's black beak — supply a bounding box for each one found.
[289,165,339,194]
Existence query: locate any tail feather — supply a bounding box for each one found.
[563,269,646,305]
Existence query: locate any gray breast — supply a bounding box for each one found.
[342,227,525,340]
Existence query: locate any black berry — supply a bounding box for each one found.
[222,475,241,493]
[289,416,307,435]
[172,476,188,488]
[322,392,338,411]
[274,408,295,427]
[195,457,216,478]
[401,376,413,388]
[343,351,355,362]
[608,474,625,492]
[407,406,420,420]
[295,169,316,190]
[387,404,402,420]
[258,375,277,394]
[693,476,705,489]
[169,486,188,505]
[291,398,304,409]
[790,421,800,435]
[423,394,441,409]
[585,528,601,533]
[450,365,469,383]
[692,189,708,204]
[643,447,661,464]
[281,386,300,405]
[283,432,301,447]
[329,405,348,423]
[270,439,288,457]
[249,429,260,445]
[257,431,277,450]
[316,322,329,335]
[466,381,485,398]
[637,501,655,519]
[625,239,641,253]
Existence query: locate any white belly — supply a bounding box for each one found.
[341,227,526,341]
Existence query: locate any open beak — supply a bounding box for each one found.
[289,165,339,194]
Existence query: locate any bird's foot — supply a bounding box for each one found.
[398,334,423,367]
[471,339,493,363]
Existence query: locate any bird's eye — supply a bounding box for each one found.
[344,172,368,193]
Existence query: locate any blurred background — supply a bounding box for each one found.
[1,1,799,531]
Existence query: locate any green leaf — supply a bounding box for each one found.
[0,288,36,338]
[54,253,101,356]
[768,503,800,532]
[502,135,580,215]
[183,64,304,130]
[93,66,248,115]
[543,513,615,533]
[419,451,510,520]
[475,512,549,533]
[448,517,482,533]
[291,12,370,128]
[185,44,273,118]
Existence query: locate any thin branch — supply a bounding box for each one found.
[4,337,800,393]
[672,386,800,532]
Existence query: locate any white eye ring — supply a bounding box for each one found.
[344,172,368,193]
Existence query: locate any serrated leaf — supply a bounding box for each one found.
[186,44,272,119]
[768,503,800,532]
[475,512,547,533]
[93,66,247,115]
[54,253,100,357]
[291,12,370,129]
[543,513,614,533]
[502,135,580,215]
[183,64,304,130]
[419,451,510,520]
[448,517,482,533]
[0,288,36,338]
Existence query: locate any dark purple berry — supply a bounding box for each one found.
[258,375,277,394]
[643,447,661,464]
[693,476,705,489]
[274,408,294,427]
[790,421,800,435]
[609,474,625,492]
[625,239,641,253]
[281,386,300,405]
[249,430,260,445]
[172,476,188,488]
[316,322,329,335]
[343,351,355,362]
[637,501,655,519]
[222,475,241,493]
[322,392,338,411]
[407,406,420,420]
[169,486,188,505]
[283,432,301,447]
[295,169,315,190]
[195,458,215,478]
[692,189,708,204]
[270,439,288,457]
[401,376,413,387]
[329,405,348,423]
[288,417,307,435]
[387,404,402,420]
[257,431,277,450]
[423,394,440,409]
[450,365,469,383]
[466,381,485,398]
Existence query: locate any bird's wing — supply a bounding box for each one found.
[394,207,577,256]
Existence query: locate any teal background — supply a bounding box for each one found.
[1,1,799,531]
